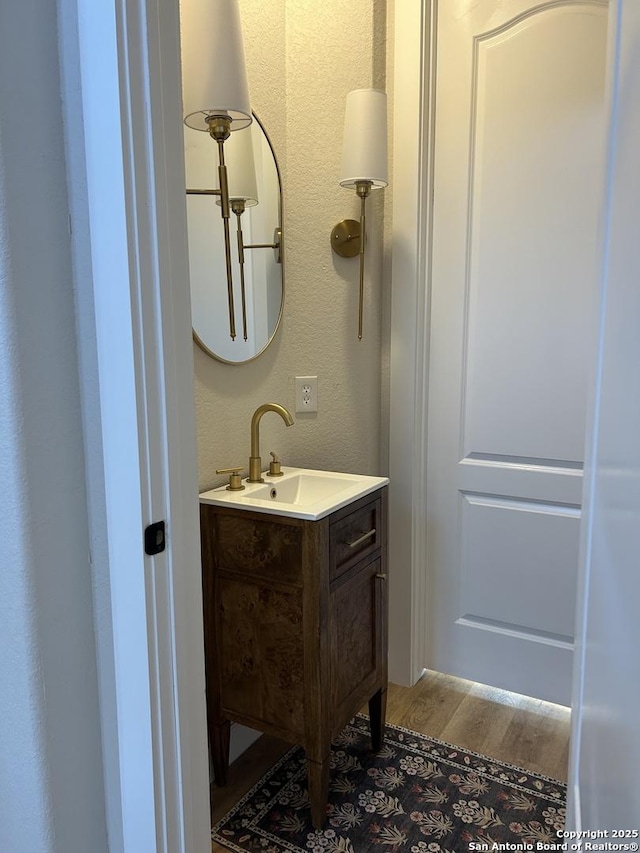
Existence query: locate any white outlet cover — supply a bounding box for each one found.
[295,375,318,412]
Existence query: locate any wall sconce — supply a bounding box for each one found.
[218,127,259,343]
[181,0,252,341]
[331,89,388,340]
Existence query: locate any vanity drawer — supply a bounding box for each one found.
[329,494,382,581]
[204,507,303,587]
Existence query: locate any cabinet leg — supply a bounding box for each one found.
[210,719,230,787]
[307,756,330,829]
[369,687,387,752]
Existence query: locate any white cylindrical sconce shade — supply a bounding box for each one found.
[216,123,259,206]
[339,88,388,189]
[181,0,252,132]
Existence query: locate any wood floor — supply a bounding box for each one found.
[210,670,571,850]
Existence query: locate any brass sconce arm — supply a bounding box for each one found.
[231,200,249,341]
[356,180,372,341]
[243,231,282,263]
[330,179,372,341]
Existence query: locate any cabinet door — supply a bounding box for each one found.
[215,574,305,738]
[329,555,386,732]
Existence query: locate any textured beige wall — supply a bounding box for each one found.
[194,0,389,490]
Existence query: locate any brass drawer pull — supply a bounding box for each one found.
[375,572,387,580]
[346,528,376,549]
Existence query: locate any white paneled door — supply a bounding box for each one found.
[426,0,608,705]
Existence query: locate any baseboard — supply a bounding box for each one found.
[229,723,261,763]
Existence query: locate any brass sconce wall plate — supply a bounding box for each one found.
[331,219,362,258]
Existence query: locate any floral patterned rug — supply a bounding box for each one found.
[212,714,566,853]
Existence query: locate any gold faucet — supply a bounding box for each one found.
[248,403,295,482]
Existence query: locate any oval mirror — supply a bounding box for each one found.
[184,113,283,364]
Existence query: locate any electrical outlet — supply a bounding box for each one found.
[295,376,318,413]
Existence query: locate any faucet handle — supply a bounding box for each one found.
[268,451,284,477]
[216,466,245,491]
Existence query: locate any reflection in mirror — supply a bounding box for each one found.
[184,113,283,364]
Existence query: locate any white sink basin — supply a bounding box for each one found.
[199,467,389,520]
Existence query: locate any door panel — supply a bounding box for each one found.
[463,6,604,463]
[459,494,580,638]
[427,0,608,704]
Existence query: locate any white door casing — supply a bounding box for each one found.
[388,0,435,688]
[425,0,608,705]
[65,0,211,849]
[568,0,640,828]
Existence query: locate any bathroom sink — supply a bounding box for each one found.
[249,471,354,505]
[199,467,389,520]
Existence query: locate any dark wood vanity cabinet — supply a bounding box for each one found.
[199,486,388,829]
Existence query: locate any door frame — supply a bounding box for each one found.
[66,0,210,849]
[567,0,639,830]
[388,0,436,686]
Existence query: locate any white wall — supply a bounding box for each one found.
[0,1,107,850]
